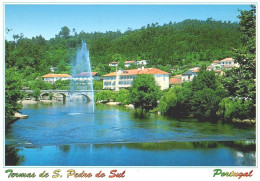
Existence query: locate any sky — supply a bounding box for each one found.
[5,4,252,40]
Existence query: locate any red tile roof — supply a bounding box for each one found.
[120,68,170,75]
[192,68,200,73]
[103,72,117,77]
[221,58,234,62]
[110,61,118,64]
[170,77,182,84]
[212,60,220,63]
[75,72,99,77]
[42,74,71,78]
[103,68,170,77]
[125,61,135,64]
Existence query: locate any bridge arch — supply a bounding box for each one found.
[22,90,97,102]
[40,92,52,100]
[69,93,91,102]
[54,92,67,102]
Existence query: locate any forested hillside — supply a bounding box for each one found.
[5,18,242,81]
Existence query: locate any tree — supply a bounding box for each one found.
[112,53,121,62]
[190,71,227,120]
[221,5,256,119]
[129,74,160,112]
[218,97,253,121]
[32,88,41,101]
[233,5,256,100]
[190,88,223,120]
[12,34,19,43]
[129,62,137,69]
[112,54,124,69]
[52,80,70,90]
[116,88,130,105]
[192,70,218,91]
[158,86,179,116]
[57,60,67,73]
[72,28,78,36]
[94,63,111,76]
[31,78,52,90]
[158,84,192,117]
[235,6,256,99]
[5,68,23,126]
[94,90,117,102]
[59,26,70,38]
[93,80,103,90]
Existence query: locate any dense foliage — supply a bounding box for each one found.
[5,18,241,83]
[93,80,103,90]
[129,74,161,112]
[159,6,256,121]
[115,89,130,105]
[94,88,129,105]
[190,71,227,120]
[158,85,191,117]
[218,97,253,120]
[94,90,117,102]
[220,5,256,120]
[5,68,24,126]
[159,71,226,120]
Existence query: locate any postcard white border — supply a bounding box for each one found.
[0,0,259,180]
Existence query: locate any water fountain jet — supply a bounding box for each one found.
[70,41,95,113]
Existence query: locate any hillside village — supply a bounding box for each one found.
[41,57,239,91]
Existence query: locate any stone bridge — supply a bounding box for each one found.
[22,90,99,101]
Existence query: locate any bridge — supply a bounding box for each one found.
[22,90,99,101]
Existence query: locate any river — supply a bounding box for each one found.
[5,102,255,166]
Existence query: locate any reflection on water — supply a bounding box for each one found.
[5,102,256,166]
[7,140,255,166]
[5,145,24,166]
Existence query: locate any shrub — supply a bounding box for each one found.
[218,97,255,121]
[115,88,130,105]
[95,90,118,102]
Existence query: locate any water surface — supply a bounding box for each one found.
[5,102,256,166]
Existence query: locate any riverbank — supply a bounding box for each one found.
[96,101,135,109]
[19,100,255,126]
[14,112,28,119]
[232,118,256,125]
[105,102,135,109]
[19,99,59,104]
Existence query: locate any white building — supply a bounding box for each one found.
[207,58,239,73]
[136,60,148,66]
[103,67,170,91]
[42,74,72,84]
[181,67,200,82]
[103,72,117,89]
[73,72,101,81]
[124,60,136,67]
[220,58,237,68]
[50,67,58,73]
[109,61,118,67]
